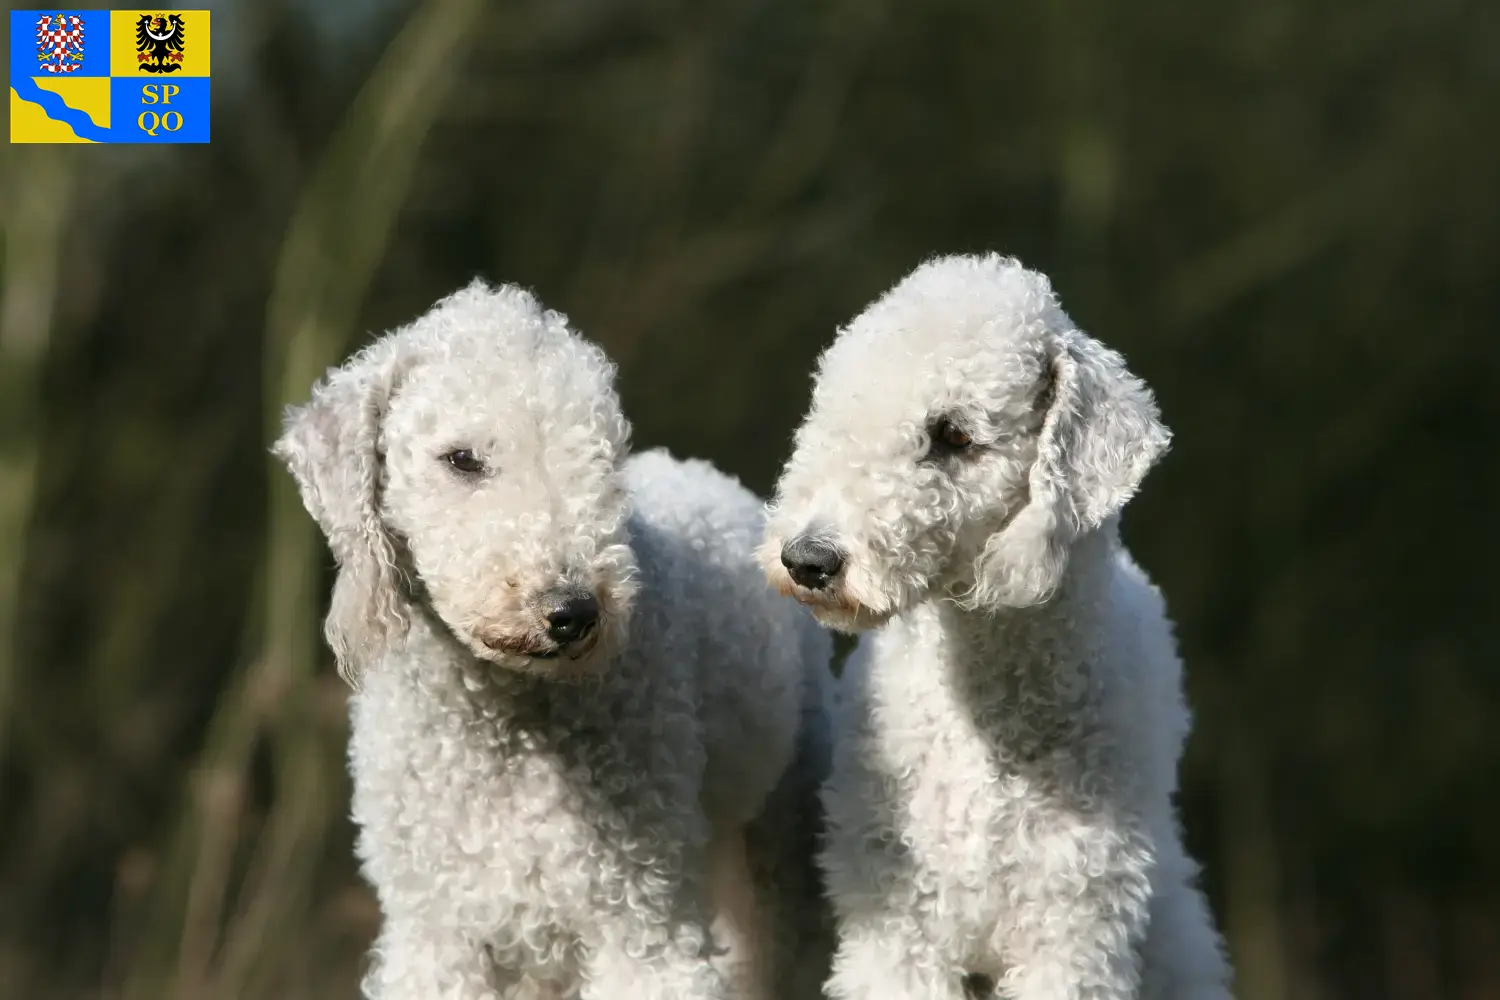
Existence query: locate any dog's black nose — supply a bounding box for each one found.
[544,593,599,645]
[781,536,845,591]
[961,973,997,999]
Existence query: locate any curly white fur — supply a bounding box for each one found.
[274,280,832,1000]
[761,255,1233,1000]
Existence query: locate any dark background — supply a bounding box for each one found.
[2,0,1497,997]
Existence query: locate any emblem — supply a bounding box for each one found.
[35,13,86,75]
[135,13,186,74]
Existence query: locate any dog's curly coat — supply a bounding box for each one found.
[274,280,832,1000]
[762,255,1233,1000]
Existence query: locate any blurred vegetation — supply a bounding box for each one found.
[2,0,1497,997]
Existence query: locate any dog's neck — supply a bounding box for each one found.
[903,522,1121,714]
[400,607,519,686]
[872,521,1135,783]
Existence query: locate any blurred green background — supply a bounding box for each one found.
[2,0,1497,997]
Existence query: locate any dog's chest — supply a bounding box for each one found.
[392,726,607,898]
[878,690,1038,893]
[859,640,1099,912]
[352,678,676,949]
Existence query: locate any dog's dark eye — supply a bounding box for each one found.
[927,418,974,455]
[443,448,485,474]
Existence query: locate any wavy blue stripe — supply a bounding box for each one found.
[11,73,111,141]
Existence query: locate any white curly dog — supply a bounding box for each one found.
[762,255,1233,1000]
[274,280,832,1000]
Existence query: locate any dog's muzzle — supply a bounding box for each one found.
[543,590,599,646]
[780,535,845,591]
[478,585,601,660]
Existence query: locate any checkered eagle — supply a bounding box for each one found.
[35,13,86,74]
[135,13,186,74]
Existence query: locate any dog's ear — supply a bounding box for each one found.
[971,330,1170,608]
[271,340,412,686]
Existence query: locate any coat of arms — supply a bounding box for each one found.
[35,13,86,75]
[135,13,186,74]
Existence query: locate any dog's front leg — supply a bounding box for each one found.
[581,918,730,1000]
[823,912,971,1000]
[362,919,508,1000]
[578,831,729,999]
[995,810,1154,1000]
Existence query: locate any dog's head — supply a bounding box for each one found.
[273,280,638,685]
[762,254,1170,632]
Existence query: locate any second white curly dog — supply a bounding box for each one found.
[763,255,1232,1000]
[275,281,830,1000]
